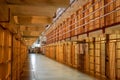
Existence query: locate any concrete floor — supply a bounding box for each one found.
[21,54,97,80]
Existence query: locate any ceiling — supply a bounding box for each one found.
[0,0,69,46]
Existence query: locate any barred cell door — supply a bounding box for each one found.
[94,38,106,79]
[94,38,101,78]
[67,42,72,66]
[100,39,106,79]
[60,44,64,63]
[69,43,72,66]
[54,46,56,60]
[89,38,95,76]
[105,40,110,79]
[107,41,116,80]
[105,35,120,80]
[115,38,120,80]
[71,43,75,67]
[65,44,68,64]
[88,37,106,78]
[0,28,5,80]
[77,42,85,72]
[63,44,66,64]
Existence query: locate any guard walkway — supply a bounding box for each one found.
[21,54,97,80]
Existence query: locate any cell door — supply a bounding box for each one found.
[67,42,72,66]
[94,38,101,77]
[105,35,116,80]
[115,37,120,80]
[54,46,56,60]
[69,43,72,66]
[63,44,66,64]
[0,28,5,80]
[89,38,95,76]
[0,28,4,63]
[60,44,64,63]
[107,41,116,80]
[84,42,89,73]
[100,38,106,79]
[65,43,68,64]
[94,37,106,79]
[71,43,75,67]
[56,45,59,61]
[77,42,85,72]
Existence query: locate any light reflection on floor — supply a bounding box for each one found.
[30,54,36,71]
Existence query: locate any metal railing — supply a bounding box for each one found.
[47,0,120,43]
